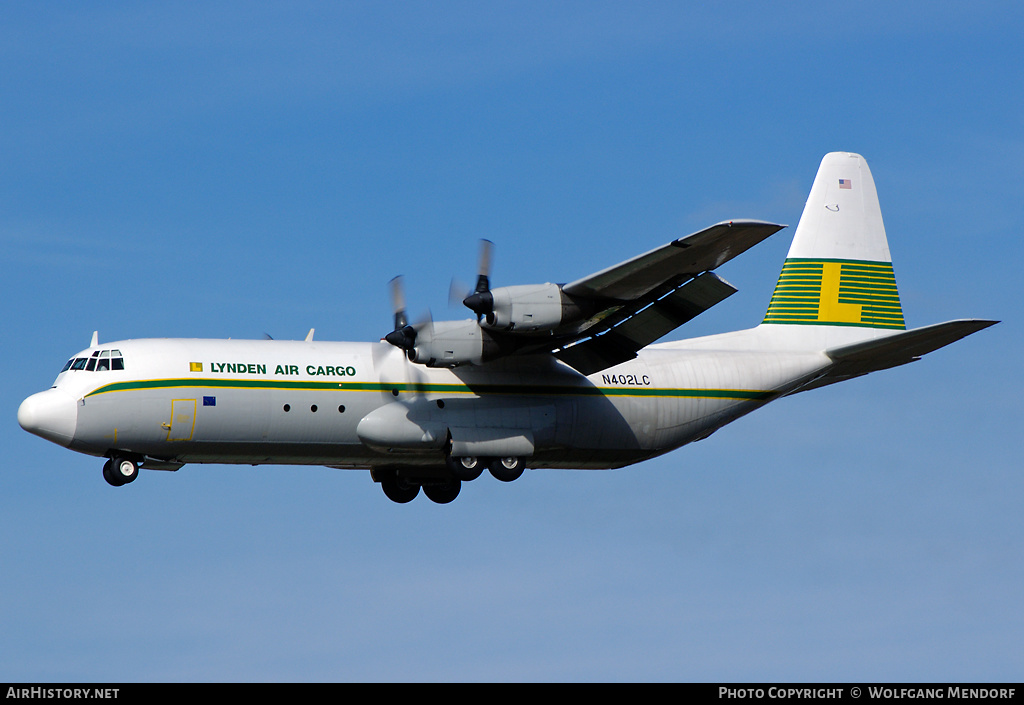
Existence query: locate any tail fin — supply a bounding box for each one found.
[762,152,906,335]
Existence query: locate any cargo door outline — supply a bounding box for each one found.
[166,399,197,441]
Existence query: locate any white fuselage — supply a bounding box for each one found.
[20,329,831,472]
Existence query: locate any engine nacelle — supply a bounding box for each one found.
[481,283,582,333]
[407,319,500,367]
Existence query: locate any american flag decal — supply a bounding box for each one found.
[839,179,852,189]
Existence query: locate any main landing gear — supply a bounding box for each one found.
[377,470,462,505]
[487,456,525,483]
[102,456,139,487]
[447,454,525,483]
[376,455,528,504]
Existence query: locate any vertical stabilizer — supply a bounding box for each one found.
[762,153,906,336]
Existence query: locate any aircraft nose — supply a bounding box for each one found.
[18,389,78,447]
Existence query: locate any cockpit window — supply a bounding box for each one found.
[62,350,124,373]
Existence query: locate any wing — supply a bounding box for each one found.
[384,220,784,371]
[543,220,784,373]
[562,220,785,301]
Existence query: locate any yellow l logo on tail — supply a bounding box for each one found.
[817,263,862,324]
[762,258,905,329]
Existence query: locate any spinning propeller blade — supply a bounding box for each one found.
[385,276,416,349]
[463,239,495,319]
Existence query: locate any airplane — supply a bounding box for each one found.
[18,152,997,504]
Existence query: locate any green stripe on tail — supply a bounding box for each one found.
[763,258,905,329]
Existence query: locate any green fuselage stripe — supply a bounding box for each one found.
[84,378,775,401]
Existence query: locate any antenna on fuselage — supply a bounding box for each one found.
[90,331,99,347]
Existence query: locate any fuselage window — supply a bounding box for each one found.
[96,351,111,371]
[86,357,97,371]
[70,358,88,371]
[61,359,74,373]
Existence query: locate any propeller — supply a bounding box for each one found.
[448,277,470,309]
[384,276,416,349]
[462,239,494,320]
[389,276,408,330]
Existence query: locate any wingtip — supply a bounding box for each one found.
[711,219,787,230]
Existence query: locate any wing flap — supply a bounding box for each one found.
[556,272,738,375]
[613,271,738,347]
[553,332,638,376]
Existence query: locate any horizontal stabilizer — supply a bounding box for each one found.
[793,319,998,393]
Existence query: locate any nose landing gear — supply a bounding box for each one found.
[102,456,139,487]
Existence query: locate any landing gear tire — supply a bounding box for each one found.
[423,479,461,504]
[380,470,420,504]
[489,456,525,483]
[102,460,118,486]
[103,457,138,487]
[446,454,483,482]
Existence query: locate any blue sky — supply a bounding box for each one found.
[2,2,1021,682]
